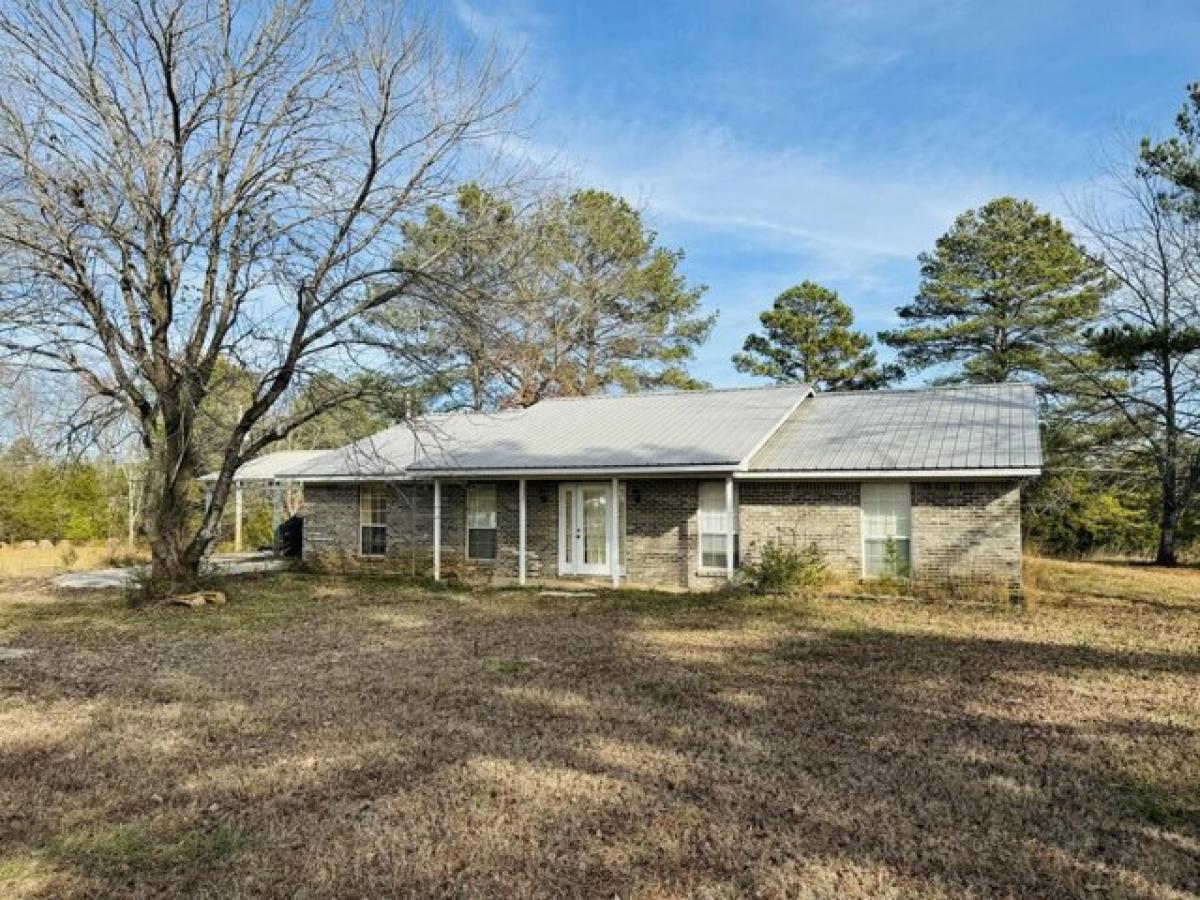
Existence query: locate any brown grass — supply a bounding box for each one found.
[0,543,147,579]
[0,559,1197,898]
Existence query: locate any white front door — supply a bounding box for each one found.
[558,483,624,576]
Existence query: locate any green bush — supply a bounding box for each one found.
[742,540,827,595]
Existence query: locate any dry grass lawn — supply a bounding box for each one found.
[0,543,146,579]
[0,558,1197,898]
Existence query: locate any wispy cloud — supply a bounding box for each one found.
[516,119,1074,284]
[442,0,1193,383]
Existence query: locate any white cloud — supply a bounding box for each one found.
[518,119,1075,288]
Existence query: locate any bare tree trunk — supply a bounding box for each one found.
[1156,460,1180,566]
[142,416,205,592]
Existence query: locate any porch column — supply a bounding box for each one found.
[725,475,735,582]
[518,478,527,586]
[271,481,282,556]
[433,478,441,581]
[610,477,620,587]
[234,482,243,553]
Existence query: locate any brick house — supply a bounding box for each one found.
[276,383,1042,594]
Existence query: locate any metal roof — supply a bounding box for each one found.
[199,450,328,483]
[747,382,1042,473]
[284,385,811,478]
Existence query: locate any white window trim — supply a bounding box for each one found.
[359,484,387,557]
[465,482,498,561]
[859,481,913,578]
[697,480,738,573]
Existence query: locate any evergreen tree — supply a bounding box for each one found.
[732,281,900,390]
[881,197,1107,387]
[547,190,715,395]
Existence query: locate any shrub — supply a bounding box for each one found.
[742,540,827,595]
[124,565,169,607]
[58,543,79,569]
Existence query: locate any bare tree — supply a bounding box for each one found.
[1054,160,1200,565]
[0,0,520,592]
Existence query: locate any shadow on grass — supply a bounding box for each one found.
[1,577,1197,897]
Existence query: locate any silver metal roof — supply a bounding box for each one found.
[284,385,811,477]
[747,382,1042,473]
[199,450,328,483]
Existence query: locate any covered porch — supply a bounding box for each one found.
[423,474,738,589]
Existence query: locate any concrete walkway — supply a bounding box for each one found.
[53,553,290,589]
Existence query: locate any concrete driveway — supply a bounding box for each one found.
[53,553,291,589]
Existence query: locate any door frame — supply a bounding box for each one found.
[557,482,626,577]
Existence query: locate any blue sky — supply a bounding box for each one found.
[450,0,1200,386]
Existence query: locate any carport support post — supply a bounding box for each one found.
[610,477,620,587]
[725,475,735,582]
[518,478,527,586]
[432,478,441,582]
[234,482,243,553]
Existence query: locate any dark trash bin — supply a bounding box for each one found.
[277,515,303,558]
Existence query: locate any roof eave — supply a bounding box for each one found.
[407,463,742,478]
[736,467,1042,480]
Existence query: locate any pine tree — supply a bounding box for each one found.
[732,281,899,390]
[881,197,1107,387]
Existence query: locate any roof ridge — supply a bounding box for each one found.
[533,384,809,404]
[812,381,1031,398]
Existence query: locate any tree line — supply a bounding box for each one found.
[728,159,1199,565]
[0,0,1194,588]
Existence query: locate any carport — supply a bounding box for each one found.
[199,450,325,554]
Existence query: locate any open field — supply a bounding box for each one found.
[0,543,146,579]
[0,558,1197,898]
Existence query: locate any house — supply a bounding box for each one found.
[277,382,1042,595]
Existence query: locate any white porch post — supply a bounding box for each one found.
[433,478,442,581]
[234,482,244,553]
[610,477,620,587]
[725,475,735,582]
[271,481,282,556]
[518,478,527,586]
[129,477,140,548]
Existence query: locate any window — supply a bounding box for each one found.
[359,485,387,556]
[862,483,911,577]
[466,483,498,560]
[699,481,738,570]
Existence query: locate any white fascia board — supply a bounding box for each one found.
[735,468,1042,480]
[406,464,741,478]
[283,472,413,483]
[736,386,815,471]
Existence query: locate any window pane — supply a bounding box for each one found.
[468,528,497,560]
[701,533,727,569]
[467,484,497,529]
[360,485,386,527]
[862,484,910,539]
[361,525,387,556]
[864,538,910,577]
[699,482,728,532]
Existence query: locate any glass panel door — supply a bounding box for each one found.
[559,483,624,576]
[562,487,573,566]
[579,484,608,574]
